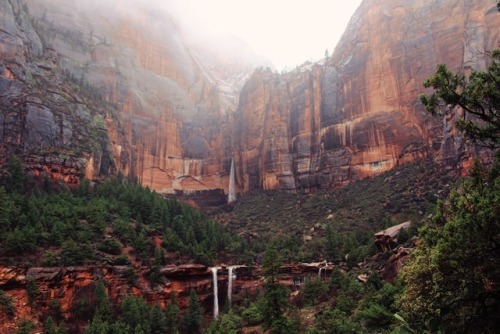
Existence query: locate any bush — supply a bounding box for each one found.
[206,311,243,334]
[113,254,130,265]
[0,289,16,319]
[98,237,122,255]
[241,303,264,325]
[356,302,394,330]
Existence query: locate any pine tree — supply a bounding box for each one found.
[183,289,201,334]
[165,296,179,334]
[261,246,291,331]
[0,187,12,235]
[149,304,167,334]
[420,49,500,148]
[399,159,500,332]
[325,224,341,262]
[2,155,26,193]
[94,281,112,322]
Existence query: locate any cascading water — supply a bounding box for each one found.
[227,266,236,305]
[228,158,236,203]
[318,267,323,277]
[211,267,219,319]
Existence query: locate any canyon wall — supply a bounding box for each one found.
[1,0,499,198]
[0,0,267,197]
[233,0,500,193]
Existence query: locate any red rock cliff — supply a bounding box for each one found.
[1,0,499,197]
[233,0,500,193]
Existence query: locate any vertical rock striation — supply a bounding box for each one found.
[233,0,500,193]
[1,0,499,197]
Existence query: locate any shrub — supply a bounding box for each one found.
[0,289,15,319]
[98,237,122,255]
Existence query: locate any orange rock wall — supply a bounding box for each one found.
[2,0,499,198]
[232,0,500,193]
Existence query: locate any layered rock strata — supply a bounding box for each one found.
[0,262,333,333]
[1,0,499,197]
[233,0,500,192]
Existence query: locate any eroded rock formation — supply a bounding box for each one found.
[233,0,500,193]
[0,262,334,333]
[1,0,499,197]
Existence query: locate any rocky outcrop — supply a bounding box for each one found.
[0,262,335,333]
[374,221,412,252]
[1,0,499,198]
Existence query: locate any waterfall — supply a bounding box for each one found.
[227,266,236,305]
[211,267,219,319]
[228,158,236,203]
[318,267,323,277]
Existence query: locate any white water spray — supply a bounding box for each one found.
[227,266,236,305]
[211,267,219,319]
[228,159,236,203]
[318,267,323,277]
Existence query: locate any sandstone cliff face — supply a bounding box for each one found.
[1,0,499,197]
[233,0,500,193]
[0,0,114,185]
[0,0,266,196]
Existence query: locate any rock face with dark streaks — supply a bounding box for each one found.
[1,0,499,197]
[0,0,267,194]
[233,0,500,193]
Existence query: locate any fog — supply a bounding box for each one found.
[63,0,363,71]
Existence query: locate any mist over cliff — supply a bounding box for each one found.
[1,0,499,202]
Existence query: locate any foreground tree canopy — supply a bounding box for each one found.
[399,159,500,332]
[420,49,500,148]
[400,49,500,333]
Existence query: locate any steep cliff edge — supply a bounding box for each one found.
[1,0,499,197]
[0,0,268,197]
[233,0,500,193]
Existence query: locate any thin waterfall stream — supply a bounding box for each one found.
[228,158,236,203]
[211,267,219,318]
[227,266,236,305]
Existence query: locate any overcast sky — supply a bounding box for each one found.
[171,0,363,70]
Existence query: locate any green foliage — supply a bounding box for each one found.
[420,50,500,148]
[149,248,166,286]
[124,266,138,285]
[2,155,27,193]
[335,278,363,314]
[0,187,13,236]
[0,289,16,319]
[164,298,179,334]
[60,239,92,265]
[0,172,239,266]
[261,246,291,330]
[314,308,359,334]
[44,316,57,334]
[325,224,341,262]
[399,158,500,333]
[301,276,326,306]
[98,237,123,255]
[227,158,447,264]
[15,318,35,334]
[149,304,167,334]
[356,302,393,330]
[183,289,202,334]
[48,298,63,321]
[206,311,243,334]
[94,281,112,322]
[120,295,151,333]
[240,302,264,325]
[26,280,40,307]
